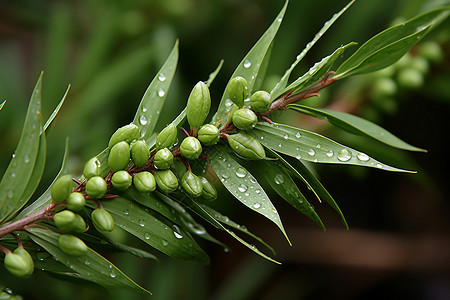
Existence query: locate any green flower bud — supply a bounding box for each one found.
[408,56,429,74]
[181,171,203,197]
[154,170,178,194]
[197,124,220,146]
[111,170,132,191]
[133,171,156,193]
[4,253,30,277]
[83,157,101,179]
[156,123,178,150]
[85,176,107,199]
[108,124,140,148]
[371,78,397,99]
[397,68,424,89]
[228,132,266,160]
[227,76,249,107]
[417,41,444,63]
[51,174,74,204]
[249,90,271,113]
[13,247,34,277]
[186,81,211,130]
[180,136,202,160]
[108,141,131,171]
[199,176,217,201]
[54,210,76,232]
[66,192,86,212]
[58,234,88,256]
[154,148,174,170]
[130,140,150,167]
[72,214,87,233]
[91,208,115,232]
[232,108,258,130]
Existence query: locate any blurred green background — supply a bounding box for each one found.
[1,0,450,299]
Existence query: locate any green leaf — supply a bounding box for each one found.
[335,6,450,77]
[248,122,414,172]
[205,59,224,87]
[271,0,355,99]
[256,159,325,230]
[198,202,276,255]
[281,42,355,97]
[43,85,70,132]
[133,41,178,140]
[27,226,150,294]
[0,100,5,111]
[212,1,288,123]
[97,196,209,263]
[283,155,348,229]
[208,144,291,245]
[0,73,43,222]
[288,104,426,152]
[189,200,280,264]
[106,238,159,261]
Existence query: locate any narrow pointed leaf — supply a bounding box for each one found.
[289,104,425,152]
[198,203,276,255]
[27,227,150,293]
[205,59,224,87]
[0,100,5,111]
[133,41,178,140]
[189,200,280,264]
[271,0,355,98]
[98,197,209,263]
[43,84,70,132]
[336,6,450,77]
[212,1,288,123]
[106,239,158,260]
[248,122,414,172]
[256,160,325,229]
[0,73,43,222]
[281,42,355,97]
[208,144,291,245]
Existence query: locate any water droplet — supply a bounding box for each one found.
[376,163,383,168]
[314,159,318,163]
[225,98,233,107]
[238,184,248,192]
[308,149,316,156]
[255,189,261,194]
[253,203,261,209]
[84,260,91,265]
[326,150,334,157]
[142,107,147,112]
[7,190,13,199]
[157,88,165,97]
[12,153,16,158]
[316,144,322,149]
[158,73,166,82]
[296,154,301,160]
[283,134,289,140]
[295,132,302,138]
[274,174,285,184]
[110,270,116,278]
[123,209,129,215]
[139,219,145,227]
[337,149,352,162]
[260,136,264,140]
[278,143,282,148]
[161,240,169,246]
[10,173,15,178]
[173,231,183,239]
[356,152,370,162]
[139,115,148,125]
[235,167,247,178]
[144,232,151,239]
[23,155,30,163]
[243,59,252,68]
[36,252,50,261]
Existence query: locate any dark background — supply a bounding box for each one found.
[1,0,449,299]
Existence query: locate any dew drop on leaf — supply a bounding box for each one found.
[144,232,151,240]
[161,240,169,246]
[157,88,165,97]
[326,150,334,157]
[139,219,145,227]
[23,155,30,163]
[274,174,285,185]
[253,203,261,209]
[356,152,370,161]
[243,59,252,68]
[295,132,301,138]
[235,167,247,178]
[337,149,352,161]
[7,190,13,199]
[123,209,129,215]
[158,73,166,82]
[308,149,316,156]
[110,270,116,278]
[139,115,148,125]
[283,134,289,140]
[238,184,248,192]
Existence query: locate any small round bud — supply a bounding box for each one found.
[228,132,266,160]
[133,171,156,193]
[186,81,211,130]
[85,176,107,199]
[66,192,86,212]
[154,170,178,194]
[58,234,88,256]
[83,157,101,179]
[417,41,444,63]
[111,170,132,191]
[180,137,202,160]
[91,208,115,232]
[108,141,131,171]
[199,176,217,201]
[54,210,76,232]
[181,171,203,197]
[408,56,429,74]
[51,174,74,204]
[130,140,150,167]
[4,253,30,277]
[371,78,397,99]
[13,247,34,277]
[227,76,249,107]
[197,124,220,146]
[249,90,271,113]
[71,214,87,233]
[154,148,174,170]
[156,123,178,150]
[397,68,424,89]
[232,108,258,130]
[108,124,140,148]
